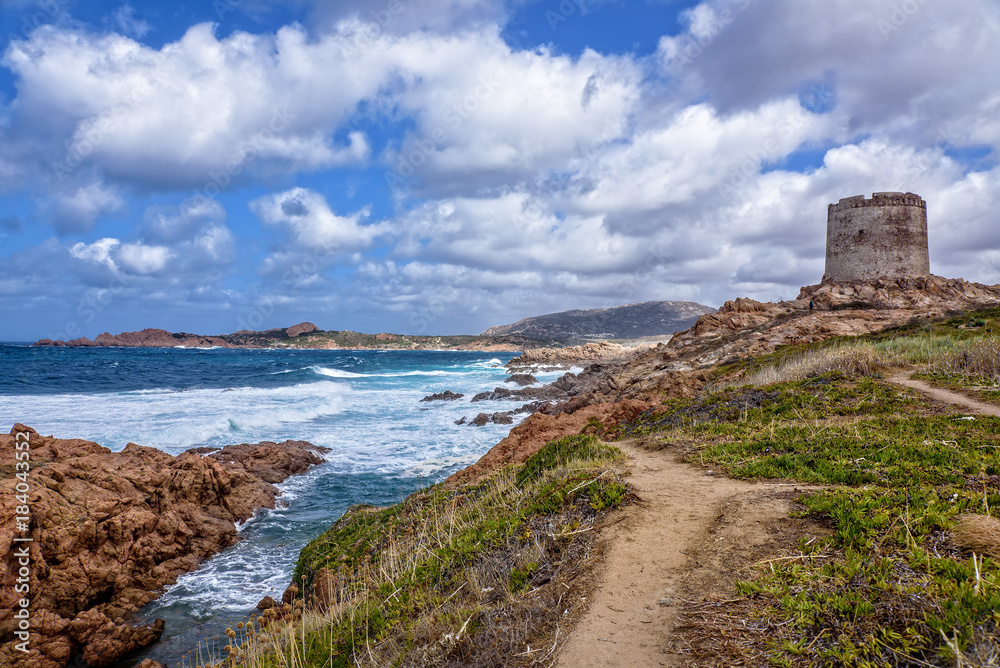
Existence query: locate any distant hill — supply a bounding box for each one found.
[32,323,557,352]
[481,301,715,340]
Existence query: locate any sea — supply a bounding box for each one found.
[0,344,567,667]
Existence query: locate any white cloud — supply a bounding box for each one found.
[657,0,1000,147]
[52,183,124,233]
[117,242,173,274]
[110,5,151,39]
[69,237,120,267]
[250,187,384,252]
[386,38,642,192]
[2,21,639,199]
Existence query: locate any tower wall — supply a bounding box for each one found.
[824,192,929,282]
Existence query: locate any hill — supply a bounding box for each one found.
[480,300,714,339]
[32,323,558,351]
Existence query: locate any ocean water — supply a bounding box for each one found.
[0,345,561,666]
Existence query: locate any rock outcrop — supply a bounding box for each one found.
[420,390,465,402]
[506,341,637,370]
[448,276,1000,485]
[0,426,328,668]
[446,400,654,486]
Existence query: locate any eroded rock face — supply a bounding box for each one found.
[0,425,328,668]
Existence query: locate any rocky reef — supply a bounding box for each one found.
[0,425,328,668]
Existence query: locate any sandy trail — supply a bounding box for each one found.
[887,370,1000,417]
[554,372,1000,666]
[555,440,826,667]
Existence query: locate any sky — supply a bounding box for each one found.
[0,0,998,341]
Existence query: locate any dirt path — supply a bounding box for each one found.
[887,370,1000,417]
[555,440,828,667]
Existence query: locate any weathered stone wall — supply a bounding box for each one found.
[824,192,929,282]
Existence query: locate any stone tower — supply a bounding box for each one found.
[824,192,929,282]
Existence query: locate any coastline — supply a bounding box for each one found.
[14,276,1000,665]
[29,322,555,353]
[0,348,535,667]
[0,427,329,667]
[218,276,1000,666]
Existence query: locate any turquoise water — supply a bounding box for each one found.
[0,345,560,665]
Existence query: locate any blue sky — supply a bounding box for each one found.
[1,0,999,340]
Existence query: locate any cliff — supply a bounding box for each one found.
[0,426,328,668]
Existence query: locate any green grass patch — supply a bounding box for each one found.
[621,372,1000,665]
[192,435,629,668]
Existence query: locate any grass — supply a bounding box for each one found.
[623,369,1000,665]
[187,434,630,668]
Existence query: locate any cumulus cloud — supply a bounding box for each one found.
[117,242,173,274]
[251,187,385,252]
[52,183,124,234]
[1,23,374,192]
[69,237,121,268]
[657,0,1000,147]
[3,1,1000,338]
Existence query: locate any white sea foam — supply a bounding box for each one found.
[0,348,527,665]
[309,366,459,378]
[1,382,347,453]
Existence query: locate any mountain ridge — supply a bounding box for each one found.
[481,300,714,339]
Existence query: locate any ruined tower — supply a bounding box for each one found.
[824,192,929,282]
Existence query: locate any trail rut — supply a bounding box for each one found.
[887,370,1000,417]
[554,440,828,667]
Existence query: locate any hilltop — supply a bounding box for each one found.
[481,300,713,339]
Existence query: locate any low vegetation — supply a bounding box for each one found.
[622,307,1000,666]
[736,307,1000,389]
[187,435,630,668]
[186,307,1000,667]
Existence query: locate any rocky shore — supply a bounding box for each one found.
[446,276,1000,485]
[0,426,328,668]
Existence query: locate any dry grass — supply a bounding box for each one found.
[744,343,890,386]
[743,336,1000,387]
[935,339,1000,383]
[189,435,629,668]
[953,513,1000,559]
